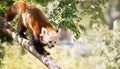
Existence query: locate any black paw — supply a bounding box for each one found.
[42,51,50,56]
[38,50,50,56]
[17,33,27,39]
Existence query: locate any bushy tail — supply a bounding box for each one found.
[4,1,29,21]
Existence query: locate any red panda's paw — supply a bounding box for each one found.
[17,33,27,39]
[43,51,50,57]
[37,48,50,56]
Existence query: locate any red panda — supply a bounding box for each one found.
[4,1,60,56]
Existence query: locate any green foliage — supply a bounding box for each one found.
[0,0,14,17]
[79,0,108,28]
[0,32,12,42]
[24,0,54,6]
[78,25,120,69]
[48,0,85,39]
[47,0,108,39]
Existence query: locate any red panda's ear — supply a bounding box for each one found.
[40,27,48,36]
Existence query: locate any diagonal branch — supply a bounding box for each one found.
[0,17,64,69]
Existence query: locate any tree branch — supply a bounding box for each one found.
[0,17,64,69]
[107,0,120,29]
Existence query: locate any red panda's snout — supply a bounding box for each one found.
[47,41,55,48]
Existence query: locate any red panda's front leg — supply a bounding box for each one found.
[32,34,50,56]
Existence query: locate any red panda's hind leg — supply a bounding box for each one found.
[17,17,27,38]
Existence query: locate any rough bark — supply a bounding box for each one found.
[0,17,64,69]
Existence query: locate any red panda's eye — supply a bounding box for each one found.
[56,30,58,32]
[49,41,52,43]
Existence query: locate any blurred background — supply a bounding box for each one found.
[0,0,120,69]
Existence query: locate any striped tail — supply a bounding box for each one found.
[4,1,29,21]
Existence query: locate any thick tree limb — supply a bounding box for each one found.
[0,17,64,69]
[107,0,120,29]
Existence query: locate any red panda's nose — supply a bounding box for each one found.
[48,42,54,48]
[51,44,54,47]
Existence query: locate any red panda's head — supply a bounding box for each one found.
[39,27,60,48]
